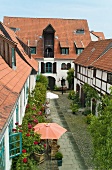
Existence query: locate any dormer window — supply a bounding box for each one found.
[76,48,84,55]
[75,29,84,34]
[60,41,69,55]
[61,48,69,55]
[11,47,16,68]
[30,47,36,54]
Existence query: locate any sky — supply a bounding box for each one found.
[0,0,112,38]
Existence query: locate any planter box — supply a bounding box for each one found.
[57,159,62,166]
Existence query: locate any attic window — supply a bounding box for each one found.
[75,29,84,34]
[10,27,20,32]
[11,48,16,69]
[30,47,36,54]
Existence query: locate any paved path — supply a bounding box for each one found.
[39,91,93,170]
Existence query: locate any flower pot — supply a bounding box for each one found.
[33,152,45,164]
[57,159,62,166]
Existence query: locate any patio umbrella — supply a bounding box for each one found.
[34,123,67,157]
[34,123,67,139]
[46,92,59,100]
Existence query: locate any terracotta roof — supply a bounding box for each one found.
[74,39,112,70]
[3,17,91,60]
[91,31,105,40]
[0,22,38,133]
[74,40,84,48]
[60,41,69,48]
[1,22,38,71]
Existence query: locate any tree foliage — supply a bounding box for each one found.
[89,89,112,169]
[67,68,74,89]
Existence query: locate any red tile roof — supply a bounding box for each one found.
[74,39,112,72]
[3,17,91,60]
[0,22,38,133]
[91,31,105,40]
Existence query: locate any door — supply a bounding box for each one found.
[48,76,55,90]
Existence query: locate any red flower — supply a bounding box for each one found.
[18,125,22,127]
[32,107,36,110]
[26,133,30,137]
[19,130,23,132]
[33,119,38,123]
[28,124,32,129]
[32,128,35,131]
[44,144,46,148]
[23,158,27,163]
[22,149,27,153]
[26,104,30,108]
[34,141,38,145]
[15,122,18,125]
[38,111,42,115]
[12,128,17,132]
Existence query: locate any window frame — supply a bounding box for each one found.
[9,132,22,159]
[30,47,36,54]
[0,138,5,170]
[45,62,52,73]
[107,73,112,84]
[61,48,69,55]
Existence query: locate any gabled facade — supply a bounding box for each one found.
[74,39,112,113]
[3,17,95,90]
[0,22,38,170]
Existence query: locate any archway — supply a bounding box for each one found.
[48,76,55,90]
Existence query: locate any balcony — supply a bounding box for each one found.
[44,52,54,58]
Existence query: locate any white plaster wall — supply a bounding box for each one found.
[96,78,101,88]
[96,70,102,79]
[102,82,106,91]
[90,33,99,41]
[93,78,95,85]
[102,71,107,81]
[85,68,88,76]
[88,69,92,78]
[37,59,74,88]
[85,77,87,83]
[29,74,36,92]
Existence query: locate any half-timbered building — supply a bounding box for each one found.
[74,39,112,113]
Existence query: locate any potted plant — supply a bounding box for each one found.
[70,103,79,114]
[55,151,63,166]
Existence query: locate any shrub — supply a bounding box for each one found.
[55,152,63,160]
[85,114,94,124]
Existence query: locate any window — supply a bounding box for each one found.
[45,62,52,73]
[61,63,67,70]
[67,63,71,70]
[0,138,5,170]
[61,48,69,55]
[76,29,84,34]
[30,47,36,54]
[9,119,22,159]
[16,104,19,123]
[12,48,16,68]
[9,132,22,158]
[76,48,84,55]
[26,81,29,99]
[107,73,112,84]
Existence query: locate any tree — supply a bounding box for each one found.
[67,68,74,89]
[89,88,112,169]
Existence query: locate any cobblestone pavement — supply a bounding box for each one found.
[38,91,94,170]
[53,92,94,169]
